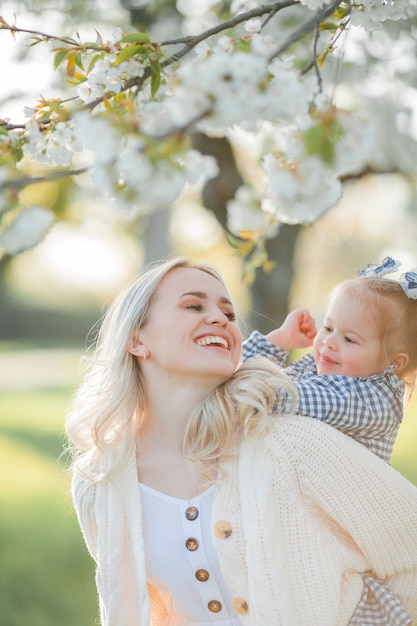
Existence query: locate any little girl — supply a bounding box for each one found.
[243,257,417,462]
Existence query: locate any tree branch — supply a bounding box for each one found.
[160,1,298,60]
[0,20,109,51]
[0,167,88,192]
[269,0,344,60]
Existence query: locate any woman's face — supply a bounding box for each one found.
[133,267,242,388]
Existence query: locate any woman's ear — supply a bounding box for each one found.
[127,332,148,358]
[392,352,409,374]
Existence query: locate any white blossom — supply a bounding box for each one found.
[351,0,413,32]
[0,206,55,254]
[24,120,78,167]
[176,0,220,16]
[299,0,325,10]
[227,185,279,237]
[117,149,153,192]
[262,154,342,224]
[182,150,219,185]
[230,0,260,14]
[73,112,120,166]
[334,111,374,176]
[77,54,145,103]
[244,18,262,33]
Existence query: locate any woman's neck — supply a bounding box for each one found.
[136,376,213,498]
[141,370,216,440]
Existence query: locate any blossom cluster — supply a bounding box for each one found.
[0,0,416,258]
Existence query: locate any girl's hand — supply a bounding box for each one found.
[265,308,317,351]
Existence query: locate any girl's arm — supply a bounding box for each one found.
[242,308,316,367]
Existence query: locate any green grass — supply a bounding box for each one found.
[392,395,417,485]
[0,382,416,626]
[0,387,98,626]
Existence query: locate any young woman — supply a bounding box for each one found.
[66,257,417,626]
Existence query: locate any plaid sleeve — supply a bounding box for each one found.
[242,331,288,365]
[287,374,404,462]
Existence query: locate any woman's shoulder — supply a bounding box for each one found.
[264,413,386,466]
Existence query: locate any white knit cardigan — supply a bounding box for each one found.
[72,415,417,626]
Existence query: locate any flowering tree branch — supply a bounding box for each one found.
[0,0,416,273]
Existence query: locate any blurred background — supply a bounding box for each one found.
[1,1,417,625]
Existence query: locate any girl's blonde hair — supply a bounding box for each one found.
[65,257,296,481]
[332,276,417,397]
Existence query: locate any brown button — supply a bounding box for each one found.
[185,537,199,551]
[207,600,222,613]
[213,520,232,539]
[185,506,199,521]
[232,597,248,615]
[195,568,210,582]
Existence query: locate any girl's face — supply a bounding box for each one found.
[313,291,389,378]
[132,267,242,388]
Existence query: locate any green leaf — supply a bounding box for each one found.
[114,44,145,66]
[150,60,161,99]
[87,54,101,73]
[320,21,338,31]
[121,32,151,44]
[75,52,84,70]
[53,49,68,70]
[303,124,335,165]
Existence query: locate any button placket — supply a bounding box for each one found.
[181,500,225,616]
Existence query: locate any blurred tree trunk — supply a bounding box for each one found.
[142,206,171,265]
[193,132,301,335]
[247,225,301,334]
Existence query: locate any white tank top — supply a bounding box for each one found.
[139,482,242,626]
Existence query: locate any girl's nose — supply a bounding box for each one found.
[323,333,337,350]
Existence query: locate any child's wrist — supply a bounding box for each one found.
[265,329,290,351]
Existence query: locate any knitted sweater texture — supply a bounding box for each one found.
[72,415,417,626]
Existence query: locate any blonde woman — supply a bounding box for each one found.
[66,257,417,626]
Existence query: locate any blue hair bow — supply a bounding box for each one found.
[357,256,401,278]
[399,270,417,300]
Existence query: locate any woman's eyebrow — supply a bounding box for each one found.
[180,291,232,305]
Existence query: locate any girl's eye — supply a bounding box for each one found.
[225,311,236,322]
[186,303,203,311]
[323,325,332,332]
[345,336,355,344]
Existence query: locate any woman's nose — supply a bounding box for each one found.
[206,307,228,324]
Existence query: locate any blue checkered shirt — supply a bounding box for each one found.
[243,332,413,626]
[242,331,405,464]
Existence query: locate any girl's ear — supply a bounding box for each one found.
[392,352,409,374]
[126,331,148,358]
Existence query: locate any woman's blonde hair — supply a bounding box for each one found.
[65,257,228,480]
[65,257,296,482]
[185,356,296,481]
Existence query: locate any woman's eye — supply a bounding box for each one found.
[186,303,203,311]
[225,311,236,321]
[345,336,355,344]
[323,325,332,332]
